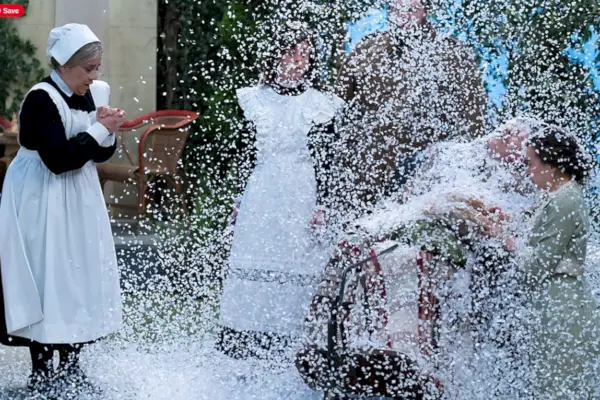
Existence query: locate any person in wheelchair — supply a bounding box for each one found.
[297,117,537,399]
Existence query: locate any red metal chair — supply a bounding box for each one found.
[96,110,199,216]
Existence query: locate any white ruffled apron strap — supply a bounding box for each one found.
[29,82,71,133]
[89,80,109,108]
[0,82,71,334]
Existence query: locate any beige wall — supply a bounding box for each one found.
[15,0,158,214]
[15,0,56,68]
[7,0,56,111]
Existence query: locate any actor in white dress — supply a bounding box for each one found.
[217,24,344,366]
[0,24,123,395]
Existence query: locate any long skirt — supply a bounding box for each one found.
[530,275,600,399]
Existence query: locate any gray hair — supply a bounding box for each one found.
[493,116,542,140]
[51,41,103,69]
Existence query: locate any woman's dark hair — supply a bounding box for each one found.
[528,125,593,183]
[260,23,321,89]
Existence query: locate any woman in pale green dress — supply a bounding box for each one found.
[513,126,600,399]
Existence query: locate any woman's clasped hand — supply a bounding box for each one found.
[97,105,125,132]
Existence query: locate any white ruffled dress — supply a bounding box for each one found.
[219,84,344,339]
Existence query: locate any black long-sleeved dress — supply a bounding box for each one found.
[216,83,344,360]
[0,75,118,347]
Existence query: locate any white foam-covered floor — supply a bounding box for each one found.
[0,339,323,400]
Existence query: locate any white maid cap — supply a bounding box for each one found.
[46,23,100,66]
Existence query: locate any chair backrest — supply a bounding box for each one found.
[137,111,199,175]
[0,116,10,131]
[120,110,198,131]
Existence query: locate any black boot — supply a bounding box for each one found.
[56,344,102,396]
[27,344,55,394]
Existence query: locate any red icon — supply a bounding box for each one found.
[0,4,24,18]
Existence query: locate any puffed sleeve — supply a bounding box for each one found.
[18,89,116,174]
[236,86,262,123]
[89,81,117,163]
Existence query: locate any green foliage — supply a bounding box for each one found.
[431,0,600,138]
[0,0,45,117]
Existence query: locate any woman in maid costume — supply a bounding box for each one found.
[0,23,123,395]
[215,21,344,395]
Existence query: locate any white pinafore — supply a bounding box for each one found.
[219,85,344,338]
[0,80,122,344]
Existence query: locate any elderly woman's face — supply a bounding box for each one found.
[277,40,311,84]
[488,134,526,163]
[487,122,529,163]
[61,53,102,96]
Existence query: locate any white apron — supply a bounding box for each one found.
[0,81,122,344]
[219,85,344,337]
